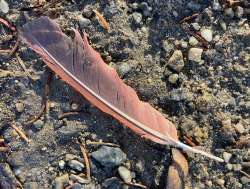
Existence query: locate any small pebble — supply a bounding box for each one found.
[200,28,213,42]
[0,0,9,13]
[167,50,185,72]
[223,152,232,163]
[226,163,233,170]
[191,22,201,31]
[235,6,244,18]
[219,20,227,31]
[59,160,65,169]
[240,176,250,184]
[224,8,234,18]
[188,48,203,62]
[15,102,24,113]
[168,74,179,84]
[216,179,225,186]
[70,174,89,184]
[33,120,44,130]
[212,0,221,11]
[71,103,79,111]
[189,36,199,46]
[118,166,132,183]
[234,123,245,134]
[68,160,85,172]
[82,5,93,18]
[76,15,91,28]
[65,154,77,161]
[233,164,242,171]
[132,12,142,25]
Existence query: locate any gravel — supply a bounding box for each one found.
[188,48,203,62]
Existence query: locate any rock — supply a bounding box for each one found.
[168,74,179,84]
[71,103,79,111]
[216,179,225,186]
[58,160,65,169]
[223,152,232,163]
[212,0,221,11]
[69,174,90,184]
[226,163,233,170]
[167,50,185,72]
[132,12,142,25]
[102,177,124,189]
[24,182,39,189]
[240,176,250,184]
[219,20,227,31]
[191,22,201,31]
[68,160,85,172]
[76,15,91,28]
[65,154,77,161]
[224,8,234,18]
[169,88,189,101]
[82,5,93,18]
[140,2,152,17]
[189,36,199,46]
[233,164,242,171]
[234,123,245,134]
[0,0,9,13]
[188,48,203,62]
[116,62,133,77]
[91,146,126,168]
[33,119,44,130]
[15,102,24,113]
[55,174,69,189]
[57,124,83,144]
[200,29,213,42]
[118,166,132,182]
[235,6,244,18]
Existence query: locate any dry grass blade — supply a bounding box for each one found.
[0,18,16,31]
[124,182,147,189]
[86,140,120,148]
[93,10,110,32]
[179,13,199,24]
[16,54,31,78]
[239,170,250,179]
[58,111,81,119]
[11,123,31,143]
[26,104,46,125]
[79,142,91,182]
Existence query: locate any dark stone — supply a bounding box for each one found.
[102,177,124,189]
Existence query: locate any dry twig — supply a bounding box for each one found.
[79,142,91,183]
[0,69,27,78]
[16,54,31,78]
[86,140,120,148]
[11,123,31,143]
[0,18,16,31]
[124,181,147,189]
[93,10,110,32]
[239,170,250,179]
[58,111,81,119]
[183,136,197,147]
[179,13,199,24]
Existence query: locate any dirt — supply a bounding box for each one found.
[0,0,249,189]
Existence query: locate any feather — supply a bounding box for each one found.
[19,17,223,162]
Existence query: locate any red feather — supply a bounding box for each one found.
[19,17,223,162]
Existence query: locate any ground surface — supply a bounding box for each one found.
[0,0,249,189]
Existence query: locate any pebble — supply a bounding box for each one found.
[68,160,85,172]
[65,154,77,161]
[0,0,9,13]
[82,5,93,18]
[118,166,132,182]
[33,119,44,130]
[223,152,232,163]
[226,163,233,170]
[167,50,185,72]
[132,12,142,25]
[15,102,24,113]
[76,15,91,28]
[188,48,203,62]
[233,164,242,171]
[224,8,234,18]
[234,123,245,134]
[187,1,201,11]
[219,20,227,31]
[102,177,123,189]
[189,36,199,46]
[212,0,221,11]
[71,103,79,111]
[116,62,133,77]
[240,176,250,184]
[216,179,225,186]
[140,2,152,17]
[58,160,66,169]
[200,28,213,42]
[168,74,179,84]
[55,174,69,189]
[235,6,244,18]
[91,146,126,168]
[191,22,201,31]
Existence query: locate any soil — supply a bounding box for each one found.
[0,0,249,189]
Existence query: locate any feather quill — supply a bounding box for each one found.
[19,17,223,162]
